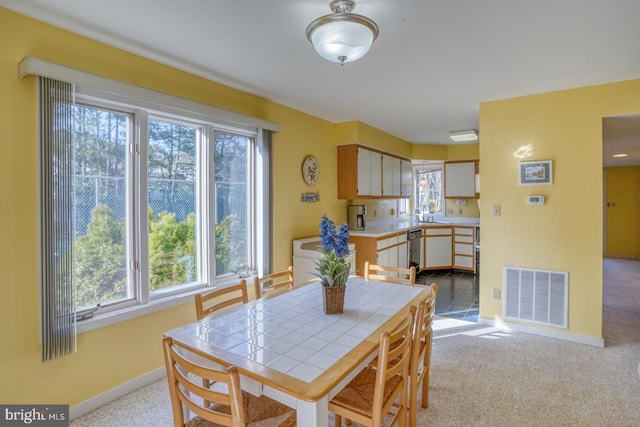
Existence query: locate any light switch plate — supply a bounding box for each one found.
[493,205,501,216]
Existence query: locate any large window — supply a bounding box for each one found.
[26,59,276,357]
[69,98,257,313]
[415,164,444,215]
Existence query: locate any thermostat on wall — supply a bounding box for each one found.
[527,195,545,205]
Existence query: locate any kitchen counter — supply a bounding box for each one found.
[349,217,479,238]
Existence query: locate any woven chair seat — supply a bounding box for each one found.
[185,391,296,427]
[329,367,403,418]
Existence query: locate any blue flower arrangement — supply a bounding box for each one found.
[314,215,351,287]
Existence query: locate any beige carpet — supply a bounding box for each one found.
[71,258,640,426]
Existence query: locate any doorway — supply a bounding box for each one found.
[602,114,640,346]
[603,114,640,257]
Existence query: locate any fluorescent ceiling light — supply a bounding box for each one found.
[612,153,628,158]
[449,129,478,142]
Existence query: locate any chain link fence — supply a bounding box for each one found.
[74,175,195,234]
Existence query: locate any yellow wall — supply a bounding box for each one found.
[412,144,448,160]
[479,79,640,339]
[335,121,413,158]
[0,7,355,405]
[446,143,480,161]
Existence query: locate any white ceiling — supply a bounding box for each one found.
[3,0,640,162]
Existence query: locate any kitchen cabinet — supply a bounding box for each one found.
[351,223,477,276]
[357,147,382,196]
[337,144,410,199]
[337,145,381,198]
[423,226,452,269]
[382,154,402,197]
[453,226,475,272]
[376,232,407,278]
[397,237,408,273]
[350,231,407,276]
[444,160,478,198]
[401,159,413,197]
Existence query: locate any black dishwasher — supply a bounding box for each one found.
[407,228,423,270]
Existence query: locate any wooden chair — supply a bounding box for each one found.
[364,261,416,285]
[162,337,297,427]
[329,305,416,427]
[253,266,294,298]
[195,280,248,320]
[408,283,438,427]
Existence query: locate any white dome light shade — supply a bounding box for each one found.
[306,13,379,64]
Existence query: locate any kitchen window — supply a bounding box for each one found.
[415,163,444,215]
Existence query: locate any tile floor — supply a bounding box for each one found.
[416,269,479,322]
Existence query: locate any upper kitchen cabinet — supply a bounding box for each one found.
[444,160,478,198]
[338,144,411,199]
[382,154,401,197]
[401,159,413,197]
[360,148,382,196]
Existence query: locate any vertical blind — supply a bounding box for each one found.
[259,129,273,275]
[40,76,76,362]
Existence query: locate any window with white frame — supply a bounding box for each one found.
[25,57,277,359]
[70,95,258,313]
[414,163,444,215]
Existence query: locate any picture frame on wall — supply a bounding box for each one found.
[519,160,553,185]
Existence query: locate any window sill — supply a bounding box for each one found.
[76,275,256,334]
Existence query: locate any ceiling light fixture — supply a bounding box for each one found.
[306,0,379,65]
[449,129,479,143]
[612,153,628,158]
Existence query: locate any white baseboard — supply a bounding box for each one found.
[70,367,166,420]
[477,317,605,347]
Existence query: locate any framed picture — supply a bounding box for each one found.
[519,160,552,185]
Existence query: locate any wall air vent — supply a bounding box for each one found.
[504,266,568,329]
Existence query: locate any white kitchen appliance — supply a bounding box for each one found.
[293,237,356,285]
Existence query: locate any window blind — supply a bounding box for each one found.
[40,76,76,362]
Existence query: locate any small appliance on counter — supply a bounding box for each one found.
[347,205,367,230]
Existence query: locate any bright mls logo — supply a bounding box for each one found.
[0,405,68,426]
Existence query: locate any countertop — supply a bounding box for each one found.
[349,217,479,238]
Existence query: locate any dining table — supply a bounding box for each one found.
[163,276,430,427]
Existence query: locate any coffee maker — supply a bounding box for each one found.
[347,205,367,230]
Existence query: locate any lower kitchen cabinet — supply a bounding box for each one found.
[350,223,477,276]
[350,231,407,276]
[423,226,452,269]
[453,226,476,272]
[377,233,407,278]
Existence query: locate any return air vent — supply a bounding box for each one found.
[504,266,568,328]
